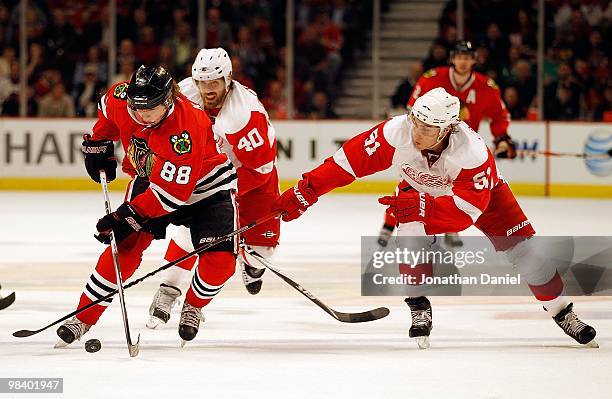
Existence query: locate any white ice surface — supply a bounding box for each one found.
[0,192,611,399]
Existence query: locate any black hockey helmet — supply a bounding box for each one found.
[450,40,476,58]
[127,65,174,110]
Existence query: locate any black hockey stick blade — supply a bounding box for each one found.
[244,245,390,323]
[0,292,16,311]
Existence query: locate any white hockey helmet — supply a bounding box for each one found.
[191,47,232,86]
[411,87,460,132]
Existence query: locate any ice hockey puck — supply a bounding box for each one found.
[85,339,101,353]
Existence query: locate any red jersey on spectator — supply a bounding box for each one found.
[408,67,510,137]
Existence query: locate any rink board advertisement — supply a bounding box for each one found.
[0,118,610,197]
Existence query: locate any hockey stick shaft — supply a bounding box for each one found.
[13,211,281,338]
[100,171,140,357]
[516,149,612,160]
[243,245,390,323]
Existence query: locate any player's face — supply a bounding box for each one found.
[452,54,475,75]
[130,104,168,126]
[196,78,227,109]
[411,115,442,150]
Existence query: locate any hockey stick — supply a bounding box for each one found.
[13,211,280,339]
[242,244,390,323]
[100,171,140,357]
[516,149,612,160]
[0,283,16,311]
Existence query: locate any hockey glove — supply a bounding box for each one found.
[378,191,433,225]
[493,134,517,159]
[95,202,147,244]
[275,180,318,222]
[82,134,117,183]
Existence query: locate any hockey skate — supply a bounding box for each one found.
[377,224,395,247]
[55,317,91,348]
[552,303,598,347]
[178,302,203,346]
[240,261,265,295]
[405,296,432,349]
[443,232,463,248]
[146,284,182,329]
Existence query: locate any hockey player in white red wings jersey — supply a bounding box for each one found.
[274,88,597,348]
[147,48,281,328]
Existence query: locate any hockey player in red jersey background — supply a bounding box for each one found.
[56,65,238,346]
[274,87,597,349]
[378,41,517,248]
[146,48,281,328]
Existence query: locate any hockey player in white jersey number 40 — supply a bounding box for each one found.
[274,87,598,349]
[147,48,281,329]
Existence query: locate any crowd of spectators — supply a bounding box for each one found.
[0,0,376,120]
[393,0,611,121]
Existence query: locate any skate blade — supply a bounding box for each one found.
[415,336,430,350]
[146,316,165,330]
[180,340,187,348]
[585,339,599,348]
[54,340,69,349]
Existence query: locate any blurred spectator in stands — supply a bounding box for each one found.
[113,60,135,85]
[0,4,11,48]
[2,86,37,116]
[438,26,458,53]
[135,26,160,66]
[231,56,254,90]
[262,79,288,120]
[543,47,560,86]
[12,6,47,43]
[390,61,423,111]
[206,8,232,49]
[503,86,526,120]
[38,82,75,117]
[544,62,581,119]
[0,47,16,78]
[45,9,76,85]
[26,43,45,83]
[481,23,509,66]
[509,10,536,50]
[33,69,61,98]
[0,60,19,112]
[314,12,343,83]
[574,58,595,96]
[422,42,448,71]
[73,46,108,87]
[165,22,194,74]
[117,39,139,76]
[507,59,536,114]
[473,45,494,77]
[73,64,105,117]
[232,26,265,88]
[593,84,612,122]
[159,45,177,77]
[304,91,338,119]
[128,8,148,42]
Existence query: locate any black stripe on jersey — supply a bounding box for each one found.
[195,164,235,189]
[153,189,182,210]
[193,174,237,195]
[90,274,115,294]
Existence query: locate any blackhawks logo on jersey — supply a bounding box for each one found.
[113,83,128,100]
[170,131,192,155]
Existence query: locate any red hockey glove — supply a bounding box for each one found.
[493,134,517,159]
[95,202,147,244]
[275,180,318,222]
[378,191,433,225]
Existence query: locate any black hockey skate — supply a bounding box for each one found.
[240,262,265,295]
[55,317,91,347]
[147,283,181,329]
[178,302,203,346]
[405,296,432,349]
[377,224,395,247]
[552,303,598,347]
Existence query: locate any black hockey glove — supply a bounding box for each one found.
[493,134,517,159]
[95,202,147,244]
[82,134,117,183]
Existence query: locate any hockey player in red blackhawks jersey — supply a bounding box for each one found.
[55,65,238,346]
[146,48,281,329]
[274,87,597,349]
[379,41,517,248]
